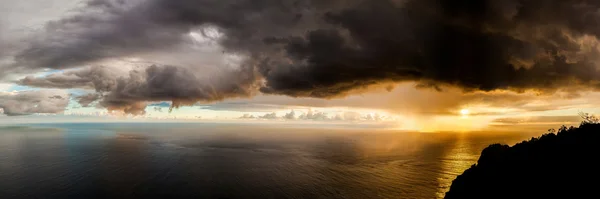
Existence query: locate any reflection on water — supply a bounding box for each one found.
[0,123,540,199]
[435,134,476,198]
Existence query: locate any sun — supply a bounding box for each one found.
[460,109,470,116]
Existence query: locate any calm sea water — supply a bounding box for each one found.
[0,123,541,199]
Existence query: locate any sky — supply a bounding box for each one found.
[1,0,600,132]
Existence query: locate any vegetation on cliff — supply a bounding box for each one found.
[445,114,600,199]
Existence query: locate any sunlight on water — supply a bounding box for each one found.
[0,124,541,198]
[436,134,478,198]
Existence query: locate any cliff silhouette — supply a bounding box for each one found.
[445,115,600,199]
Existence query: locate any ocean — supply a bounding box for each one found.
[0,123,541,199]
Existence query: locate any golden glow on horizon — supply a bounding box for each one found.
[20,82,600,133]
[460,109,470,116]
[460,109,470,120]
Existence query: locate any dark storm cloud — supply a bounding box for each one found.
[12,0,600,114]
[96,64,256,114]
[259,0,600,96]
[13,0,185,70]
[19,64,257,114]
[11,0,327,70]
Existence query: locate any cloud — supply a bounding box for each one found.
[0,23,6,59]
[199,102,288,112]
[0,90,70,116]
[8,0,600,114]
[11,0,181,70]
[17,66,122,91]
[298,109,330,120]
[362,113,383,121]
[207,84,540,116]
[75,93,101,107]
[283,110,296,120]
[491,116,582,125]
[239,113,256,119]
[258,0,600,96]
[98,65,257,114]
[0,0,82,72]
[19,64,258,115]
[259,112,278,119]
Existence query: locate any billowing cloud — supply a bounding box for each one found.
[19,64,258,114]
[75,93,101,107]
[299,109,330,120]
[257,0,600,96]
[236,109,391,122]
[284,110,296,120]
[96,64,257,114]
[8,0,600,114]
[0,90,69,116]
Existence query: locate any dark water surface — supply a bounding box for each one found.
[0,123,541,199]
